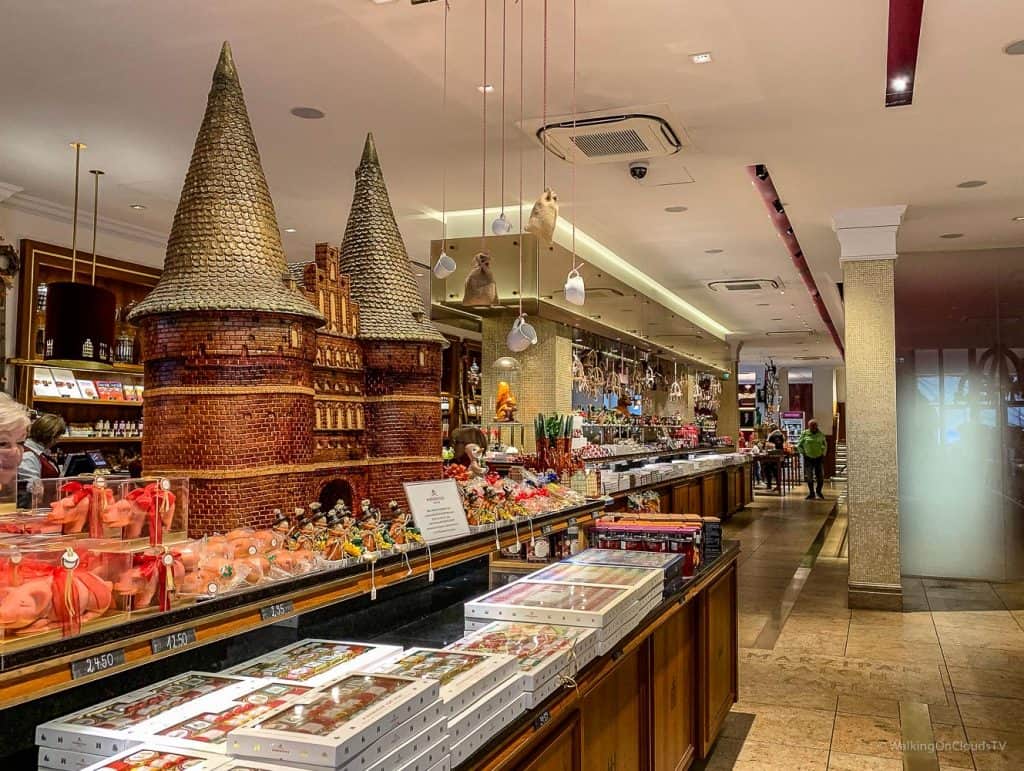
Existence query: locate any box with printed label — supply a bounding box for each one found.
[226,640,401,686]
[525,561,663,597]
[446,675,524,747]
[446,622,595,694]
[37,746,106,771]
[36,672,259,757]
[464,580,639,628]
[79,744,228,770]
[139,680,312,754]
[567,548,684,583]
[368,647,517,717]
[448,694,527,767]
[227,673,438,770]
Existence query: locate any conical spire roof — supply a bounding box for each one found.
[130,43,322,324]
[339,133,446,345]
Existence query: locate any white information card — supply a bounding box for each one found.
[403,478,471,544]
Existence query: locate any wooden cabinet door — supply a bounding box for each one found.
[652,605,696,771]
[671,484,687,513]
[697,563,738,757]
[582,648,643,771]
[517,715,580,771]
[688,483,702,514]
[701,475,722,517]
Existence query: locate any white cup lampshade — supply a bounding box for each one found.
[432,250,457,279]
[507,313,538,352]
[564,268,585,306]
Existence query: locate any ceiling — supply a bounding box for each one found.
[1,0,1022,368]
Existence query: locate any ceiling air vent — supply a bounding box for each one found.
[707,278,783,293]
[538,114,681,164]
[794,355,829,361]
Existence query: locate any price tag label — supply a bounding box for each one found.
[567,526,579,537]
[532,709,552,730]
[70,649,126,680]
[260,600,294,621]
[541,524,554,536]
[567,517,578,526]
[150,628,197,655]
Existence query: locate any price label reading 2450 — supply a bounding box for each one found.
[70,649,126,680]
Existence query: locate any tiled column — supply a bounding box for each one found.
[481,313,573,452]
[832,206,906,611]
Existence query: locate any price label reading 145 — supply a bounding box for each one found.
[70,649,126,680]
[151,628,197,655]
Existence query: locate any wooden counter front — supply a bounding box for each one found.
[467,544,740,771]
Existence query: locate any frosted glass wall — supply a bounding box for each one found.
[896,249,1024,581]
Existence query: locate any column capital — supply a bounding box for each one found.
[832,205,907,263]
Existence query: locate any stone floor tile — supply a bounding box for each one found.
[844,636,945,663]
[933,721,976,769]
[830,713,902,759]
[932,610,1020,631]
[732,740,830,770]
[742,704,836,750]
[956,693,1024,732]
[935,624,1024,652]
[964,725,1024,771]
[947,665,1024,700]
[836,693,901,720]
[826,752,903,771]
[940,644,1024,673]
[774,630,849,656]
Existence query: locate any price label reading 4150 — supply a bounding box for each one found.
[70,649,126,680]
[151,628,197,655]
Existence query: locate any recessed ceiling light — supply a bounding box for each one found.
[690,52,713,64]
[704,248,724,254]
[290,107,325,119]
[283,227,297,233]
[371,0,399,4]
[770,318,783,321]
[1013,216,1024,222]
[129,203,146,210]
[664,206,688,213]
[956,179,987,188]
[477,84,495,93]
[940,233,964,239]
[890,76,910,92]
[1004,39,1024,55]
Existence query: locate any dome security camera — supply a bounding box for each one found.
[629,160,650,181]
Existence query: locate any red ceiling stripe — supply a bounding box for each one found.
[886,0,925,107]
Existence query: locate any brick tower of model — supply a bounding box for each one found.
[130,45,446,535]
[129,43,325,535]
[337,134,448,505]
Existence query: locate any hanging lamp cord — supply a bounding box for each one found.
[441,0,449,247]
[570,0,578,270]
[541,0,548,191]
[518,0,525,316]
[500,0,507,220]
[481,0,488,252]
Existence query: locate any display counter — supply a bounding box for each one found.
[464,541,739,770]
[8,541,739,768]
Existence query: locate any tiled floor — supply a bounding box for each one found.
[697,489,1024,771]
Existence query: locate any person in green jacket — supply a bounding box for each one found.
[796,419,828,500]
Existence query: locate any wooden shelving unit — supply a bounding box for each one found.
[54,436,141,444]
[32,397,143,408]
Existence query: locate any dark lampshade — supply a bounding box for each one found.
[44,281,116,364]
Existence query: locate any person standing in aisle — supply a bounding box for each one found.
[797,419,827,500]
[762,424,786,491]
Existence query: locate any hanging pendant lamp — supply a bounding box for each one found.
[44,145,116,366]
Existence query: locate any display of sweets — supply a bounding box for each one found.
[447,621,597,707]
[464,580,637,628]
[444,471,586,526]
[36,672,259,758]
[526,561,663,596]
[567,547,685,583]
[226,640,401,686]
[147,682,311,752]
[370,647,519,717]
[227,673,441,770]
[78,745,225,770]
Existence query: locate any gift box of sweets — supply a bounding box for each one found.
[79,744,227,771]
[369,647,518,716]
[226,673,439,770]
[226,640,401,686]
[567,547,684,583]
[36,673,258,757]
[464,580,639,628]
[525,561,663,596]
[142,681,312,754]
